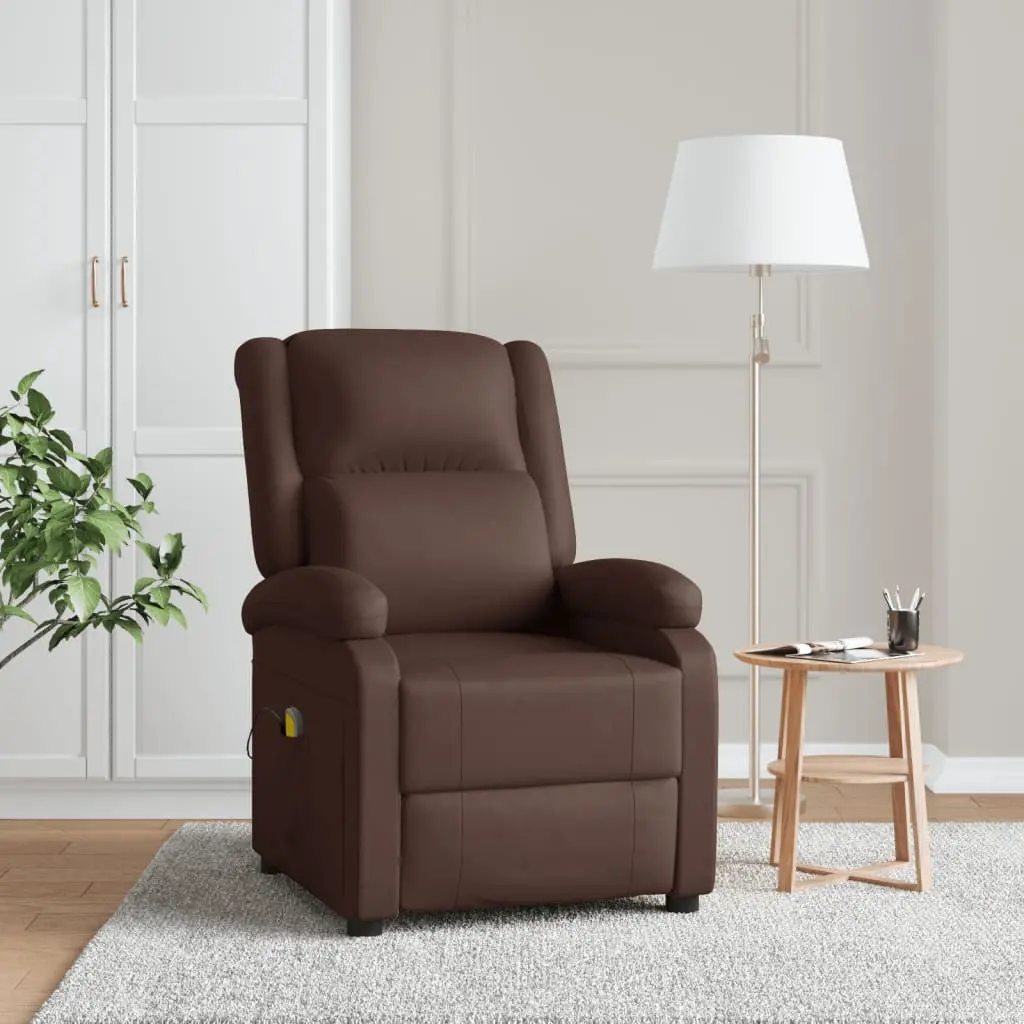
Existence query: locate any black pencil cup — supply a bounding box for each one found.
[887,609,920,652]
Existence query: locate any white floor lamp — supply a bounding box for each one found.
[653,135,869,817]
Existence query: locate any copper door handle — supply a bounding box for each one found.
[90,256,101,308]
[120,256,129,308]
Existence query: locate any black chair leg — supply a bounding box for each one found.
[347,918,384,938]
[259,857,280,875]
[665,894,700,914]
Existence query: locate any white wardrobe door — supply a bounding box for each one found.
[110,0,338,779]
[0,0,110,780]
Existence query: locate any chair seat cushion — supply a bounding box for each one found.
[390,632,683,795]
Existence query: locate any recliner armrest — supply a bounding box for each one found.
[555,558,702,629]
[242,566,388,640]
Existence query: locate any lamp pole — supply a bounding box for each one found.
[719,265,774,818]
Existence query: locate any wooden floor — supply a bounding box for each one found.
[2,788,1023,1022]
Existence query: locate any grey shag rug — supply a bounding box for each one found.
[32,821,1024,1023]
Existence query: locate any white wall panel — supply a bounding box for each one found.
[133,457,256,759]
[0,127,87,425]
[0,2,86,99]
[0,624,85,758]
[136,0,307,99]
[134,125,307,427]
[454,0,812,365]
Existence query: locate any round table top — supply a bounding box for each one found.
[734,643,963,673]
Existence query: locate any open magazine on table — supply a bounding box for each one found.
[757,636,916,664]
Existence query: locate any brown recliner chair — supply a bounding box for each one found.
[235,329,718,937]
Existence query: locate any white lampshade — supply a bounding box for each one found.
[653,134,868,273]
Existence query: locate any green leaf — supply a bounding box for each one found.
[117,617,144,644]
[0,465,18,497]
[48,622,76,651]
[128,473,154,500]
[75,521,107,553]
[46,437,69,462]
[65,575,101,622]
[7,563,37,601]
[150,585,170,607]
[133,576,157,593]
[50,428,74,451]
[94,447,112,473]
[84,510,129,551]
[182,580,208,611]
[25,436,49,458]
[159,533,183,575]
[0,604,37,625]
[46,465,81,496]
[43,506,76,546]
[138,541,161,572]
[166,603,187,629]
[78,456,103,478]
[16,370,43,396]
[140,597,169,626]
[26,389,52,422]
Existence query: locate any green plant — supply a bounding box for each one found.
[0,370,206,671]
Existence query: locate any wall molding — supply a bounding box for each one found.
[134,755,250,780]
[449,0,821,368]
[135,427,242,457]
[570,461,820,680]
[546,340,820,369]
[134,98,308,125]
[0,756,87,780]
[0,98,87,125]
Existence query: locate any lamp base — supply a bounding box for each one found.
[717,786,806,819]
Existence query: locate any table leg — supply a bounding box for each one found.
[885,672,911,863]
[776,669,807,892]
[900,671,932,892]
[770,669,793,867]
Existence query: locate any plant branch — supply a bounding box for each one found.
[0,621,57,671]
[16,579,45,607]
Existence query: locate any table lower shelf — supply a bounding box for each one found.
[767,754,911,785]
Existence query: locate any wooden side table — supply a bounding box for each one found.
[735,644,963,893]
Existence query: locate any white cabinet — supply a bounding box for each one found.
[0,0,347,809]
[0,1,109,782]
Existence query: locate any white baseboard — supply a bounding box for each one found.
[1,745,1022,818]
[925,757,1024,794]
[0,779,251,819]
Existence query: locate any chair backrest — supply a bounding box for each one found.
[235,329,575,633]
